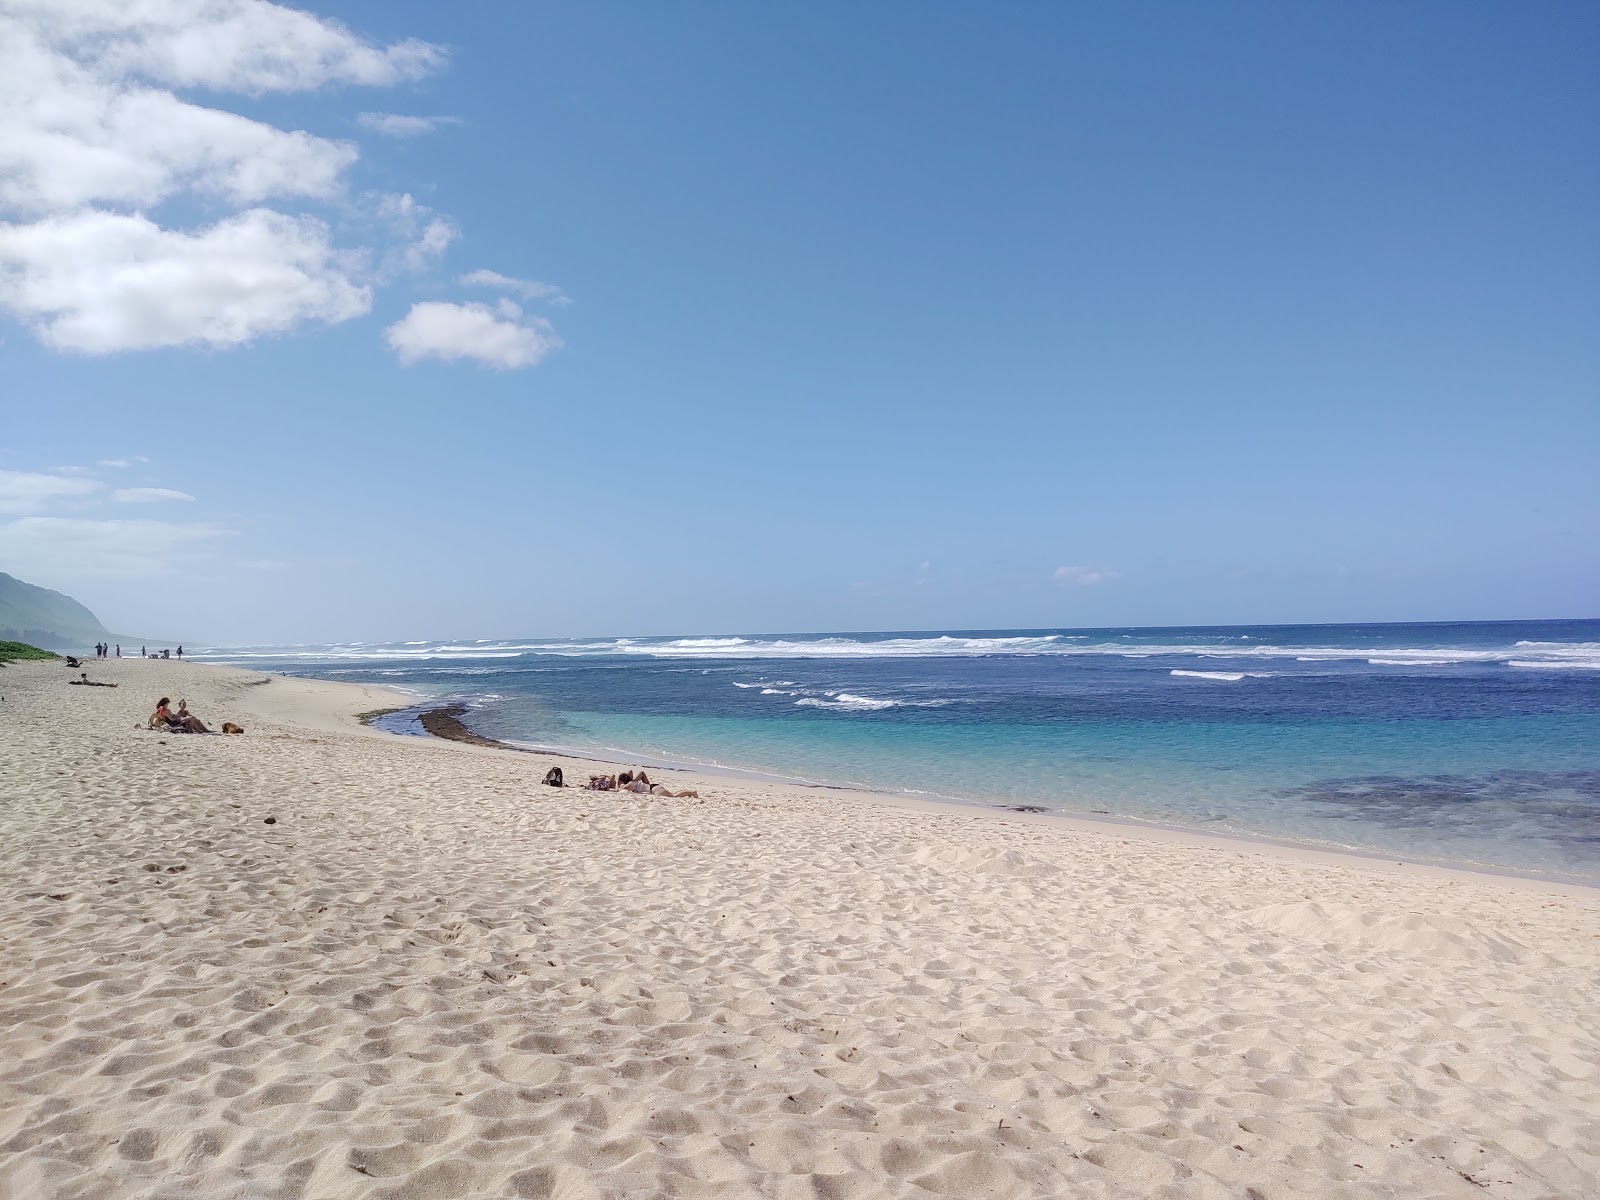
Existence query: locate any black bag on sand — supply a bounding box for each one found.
[543,766,564,787]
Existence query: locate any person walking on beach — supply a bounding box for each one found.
[115,644,121,657]
[176,645,183,659]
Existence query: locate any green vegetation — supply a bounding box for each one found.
[0,572,112,649]
[355,706,407,725]
[0,640,60,664]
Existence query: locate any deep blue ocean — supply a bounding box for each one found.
[195,620,1600,882]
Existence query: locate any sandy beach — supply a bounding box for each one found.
[2,658,1596,1199]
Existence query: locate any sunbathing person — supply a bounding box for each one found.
[175,699,211,733]
[586,774,617,791]
[619,778,699,798]
[69,672,117,687]
[149,696,209,733]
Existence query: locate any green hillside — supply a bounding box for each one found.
[0,571,113,649]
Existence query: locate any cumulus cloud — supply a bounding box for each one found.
[14,0,444,93]
[0,0,506,358]
[112,487,195,503]
[0,208,371,352]
[0,515,228,578]
[0,468,102,514]
[460,268,570,306]
[1052,565,1119,586]
[385,299,562,369]
[358,112,457,138]
[0,30,357,215]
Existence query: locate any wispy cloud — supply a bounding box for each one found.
[239,558,292,571]
[112,487,194,503]
[357,112,458,137]
[0,468,101,514]
[1052,565,1119,586]
[97,456,151,468]
[0,516,228,578]
[460,268,570,306]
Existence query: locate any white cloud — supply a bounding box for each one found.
[0,27,357,215]
[0,4,562,367]
[373,193,459,276]
[10,0,444,94]
[385,299,562,369]
[1052,565,1119,586]
[96,457,151,468]
[0,208,371,352]
[0,469,102,514]
[401,218,458,273]
[112,487,194,503]
[460,268,570,306]
[358,112,457,138]
[0,515,227,579]
[0,1,482,359]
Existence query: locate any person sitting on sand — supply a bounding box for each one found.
[175,699,211,733]
[150,697,209,733]
[70,672,117,688]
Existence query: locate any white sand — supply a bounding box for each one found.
[2,658,1597,1199]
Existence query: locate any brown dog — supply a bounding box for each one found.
[221,722,245,734]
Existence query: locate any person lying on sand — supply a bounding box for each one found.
[586,775,617,791]
[619,778,699,798]
[69,672,117,687]
[149,696,210,733]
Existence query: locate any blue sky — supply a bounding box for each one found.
[2,1,1596,644]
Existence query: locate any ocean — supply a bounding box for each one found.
[194,620,1600,883]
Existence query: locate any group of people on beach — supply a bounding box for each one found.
[89,643,184,659]
[148,697,210,733]
[585,769,698,798]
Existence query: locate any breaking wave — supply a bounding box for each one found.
[795,692,900,711]
[192,633,1600,670]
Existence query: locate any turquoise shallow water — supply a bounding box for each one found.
[197,620,1600,882]
[505,709,1600,877]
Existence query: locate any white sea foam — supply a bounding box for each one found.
[1171,670,1246,682]
[796,692,899,710]
[195,632,1600,669]
[731,682,760,689]
[760,688,796,695]
[1508,659,1600,671]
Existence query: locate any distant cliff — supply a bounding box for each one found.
[0,571,113,649]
